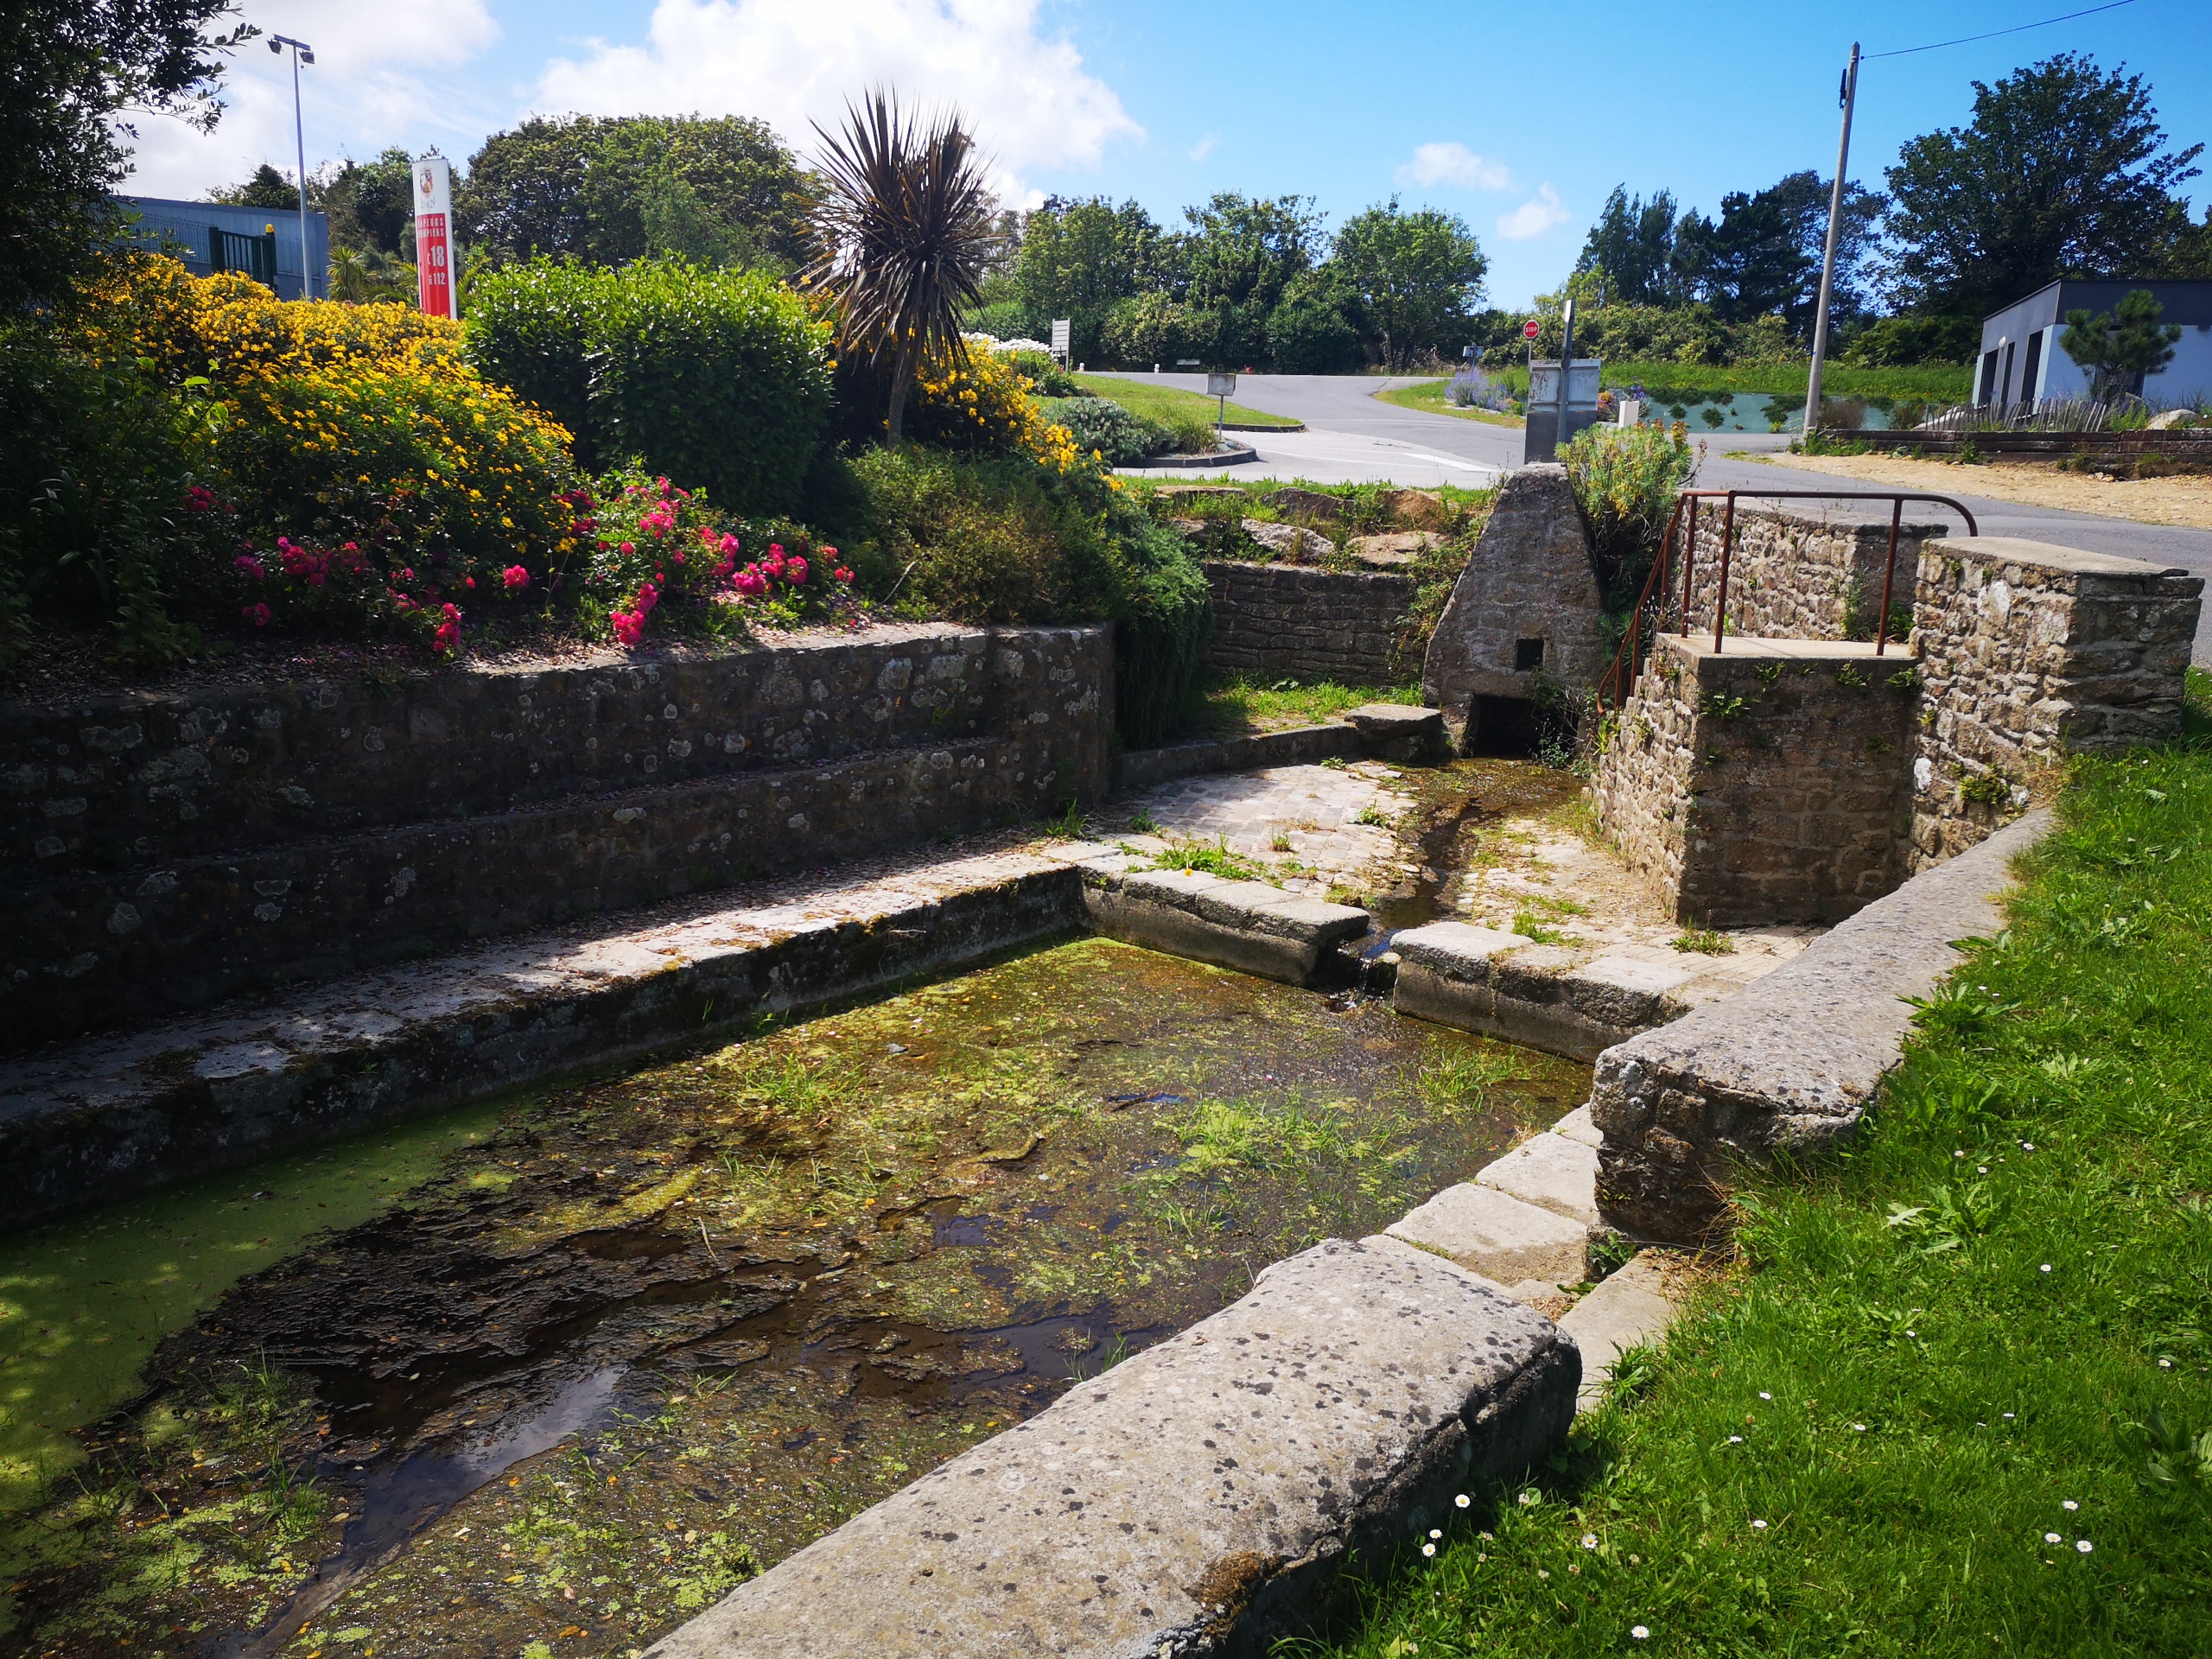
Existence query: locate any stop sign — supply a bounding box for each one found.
[1522,319,1540,340]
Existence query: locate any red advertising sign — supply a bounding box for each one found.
[414,156,455,321]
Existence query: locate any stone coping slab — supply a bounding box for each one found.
[645,1236,1578,1659]
[1558,1250,1684,1414]
[1474,1130,1601,1228]
[1112,722,1362,792]
[1646,632,1910,662]
[1592,810,2050,1243]
[1389,921,1700,1062]
[1930,534,2190,580]
[0,844,1100,1229]
[1077,857,1370,987]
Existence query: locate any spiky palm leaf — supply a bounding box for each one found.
[804,89,1000,443]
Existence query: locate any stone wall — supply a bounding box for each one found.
[1593,635,1918,925]
[3,626,1115,1043]
[1678,503,1945,644]
[1910,536,2202,868]
[3,623,1105,879]
[1200,559,1416,684]
[1422,464,1607,724]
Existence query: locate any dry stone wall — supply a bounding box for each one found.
[1593,636,1918,925]
[1200,558,1417,684]
[1678,504,1945,644]
[3,623,1103,879]
[1910,536,2202,868]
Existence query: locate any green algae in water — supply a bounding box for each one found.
[0,1102,508,1520]
[5,938,1588,1657]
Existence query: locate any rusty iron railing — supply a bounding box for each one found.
[1595,489,1979,713]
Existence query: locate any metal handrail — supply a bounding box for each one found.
[1594,488,1980,713]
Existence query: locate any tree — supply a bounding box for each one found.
[2060,289,2181,398]
[1883,54,2202,315]
[1267,268,1362,372]
[1577,187,1690,307]
[456,115,810,271]
[1180,194,1321,369]
[1012,197,1172,362]
[1675,170,1882,337]
[1330,199,1488,366]
[0,0,253,309]
[804,91,999,444]
[211,162,298,209]
[318,147,416,256]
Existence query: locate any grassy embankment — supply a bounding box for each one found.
[1192,675,1422,736]
[1379,360,1974,426]
[1303,669,2212,1659]
[1072,372,1304,429]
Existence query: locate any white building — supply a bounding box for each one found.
[1977,278,2212,409]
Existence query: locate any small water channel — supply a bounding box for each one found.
[2,923,1589,1658]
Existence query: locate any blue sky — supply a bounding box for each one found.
[129,0,2211,307]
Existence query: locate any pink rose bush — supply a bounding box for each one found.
[582,467,858,649]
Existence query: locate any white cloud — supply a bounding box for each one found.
[534,0,1143,198]
[119,0,499,198]
[1497,183,1569,241]
[1188,131,1219,162]
[1395,141,1512,192]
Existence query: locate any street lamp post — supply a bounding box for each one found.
[268,35,316,299]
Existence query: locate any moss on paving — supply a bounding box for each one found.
[1301,714,2212,1657]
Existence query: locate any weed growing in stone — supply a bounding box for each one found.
[1299,723,2212,1658]
[1151,838,1271,882]
[1669,928,1735,955]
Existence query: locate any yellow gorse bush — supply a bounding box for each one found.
[906,346,1087,475]
[75,253,582,618]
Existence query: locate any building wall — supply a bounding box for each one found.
[1678,505,1946,644]
[115,194,332,302]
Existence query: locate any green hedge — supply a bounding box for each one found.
[467,258,832,515]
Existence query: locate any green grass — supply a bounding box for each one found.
[1506,359,1971,403]
[1305,698,2212,1657]
[1194,673,1421,736]
[1071,372,1303,429]
[1376,378,1526,427]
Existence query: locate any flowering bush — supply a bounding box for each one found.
[903,346,1086,474]
[582,467,856,646]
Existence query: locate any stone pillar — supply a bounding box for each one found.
[1910,536,2202,868]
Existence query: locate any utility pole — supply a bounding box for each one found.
[1803,41,1859,438]
[270,35,316,298]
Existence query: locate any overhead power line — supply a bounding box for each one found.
[1865,0,2137,60]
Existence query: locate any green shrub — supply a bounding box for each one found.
[466,258,832,516]
[1001,349,1080,397]
[1268,291,1362,373]
[461,257,602,464]
[1101,292,1212,370]
[1039,396,1167,467]
[1560,422,1699,608]
[1843,312,1979,367]
[843,446,1210,745]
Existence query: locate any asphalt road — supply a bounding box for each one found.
[1107,371,2212,662]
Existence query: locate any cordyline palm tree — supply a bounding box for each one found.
[804,90,1000,444]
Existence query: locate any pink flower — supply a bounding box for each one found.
[671,551,686,566]
[634,581,659,614]
[242,601,271,626]
[786,556,808,584]
[834,566,855,584]
[732,566,767,598]
[183,484,217,514]
[620,541,635,556]
[503,564,531,591]
[611,609,645,646]
[234,555,265,579]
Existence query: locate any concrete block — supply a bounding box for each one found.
[1344,703,1446,757]
[1080,868,1369,986]
[1389,921,1529,979]
[646,1236,1579,1659]
[1387,1182,1590,1286]
[1475,1131,1600,1228]
[1559,1250,1681,1414]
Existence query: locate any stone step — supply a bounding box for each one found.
[1076,855,1370,986]
[0,842,1105,1229]
[5,732,1089,1048]
[1110,720,1363,792]
[1383,1181,1591,1287]
[1558,1250,1686,1414]
[1474,1130,1601,1228]
[643,1236,1578,1659]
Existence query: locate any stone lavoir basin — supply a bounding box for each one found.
[0,935,1587,1658]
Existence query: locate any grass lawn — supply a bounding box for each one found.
[1192,673,1421,735]
[1300,671,2212,1658]
[1072,372,1303,429]
[1376,378,1525,428]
